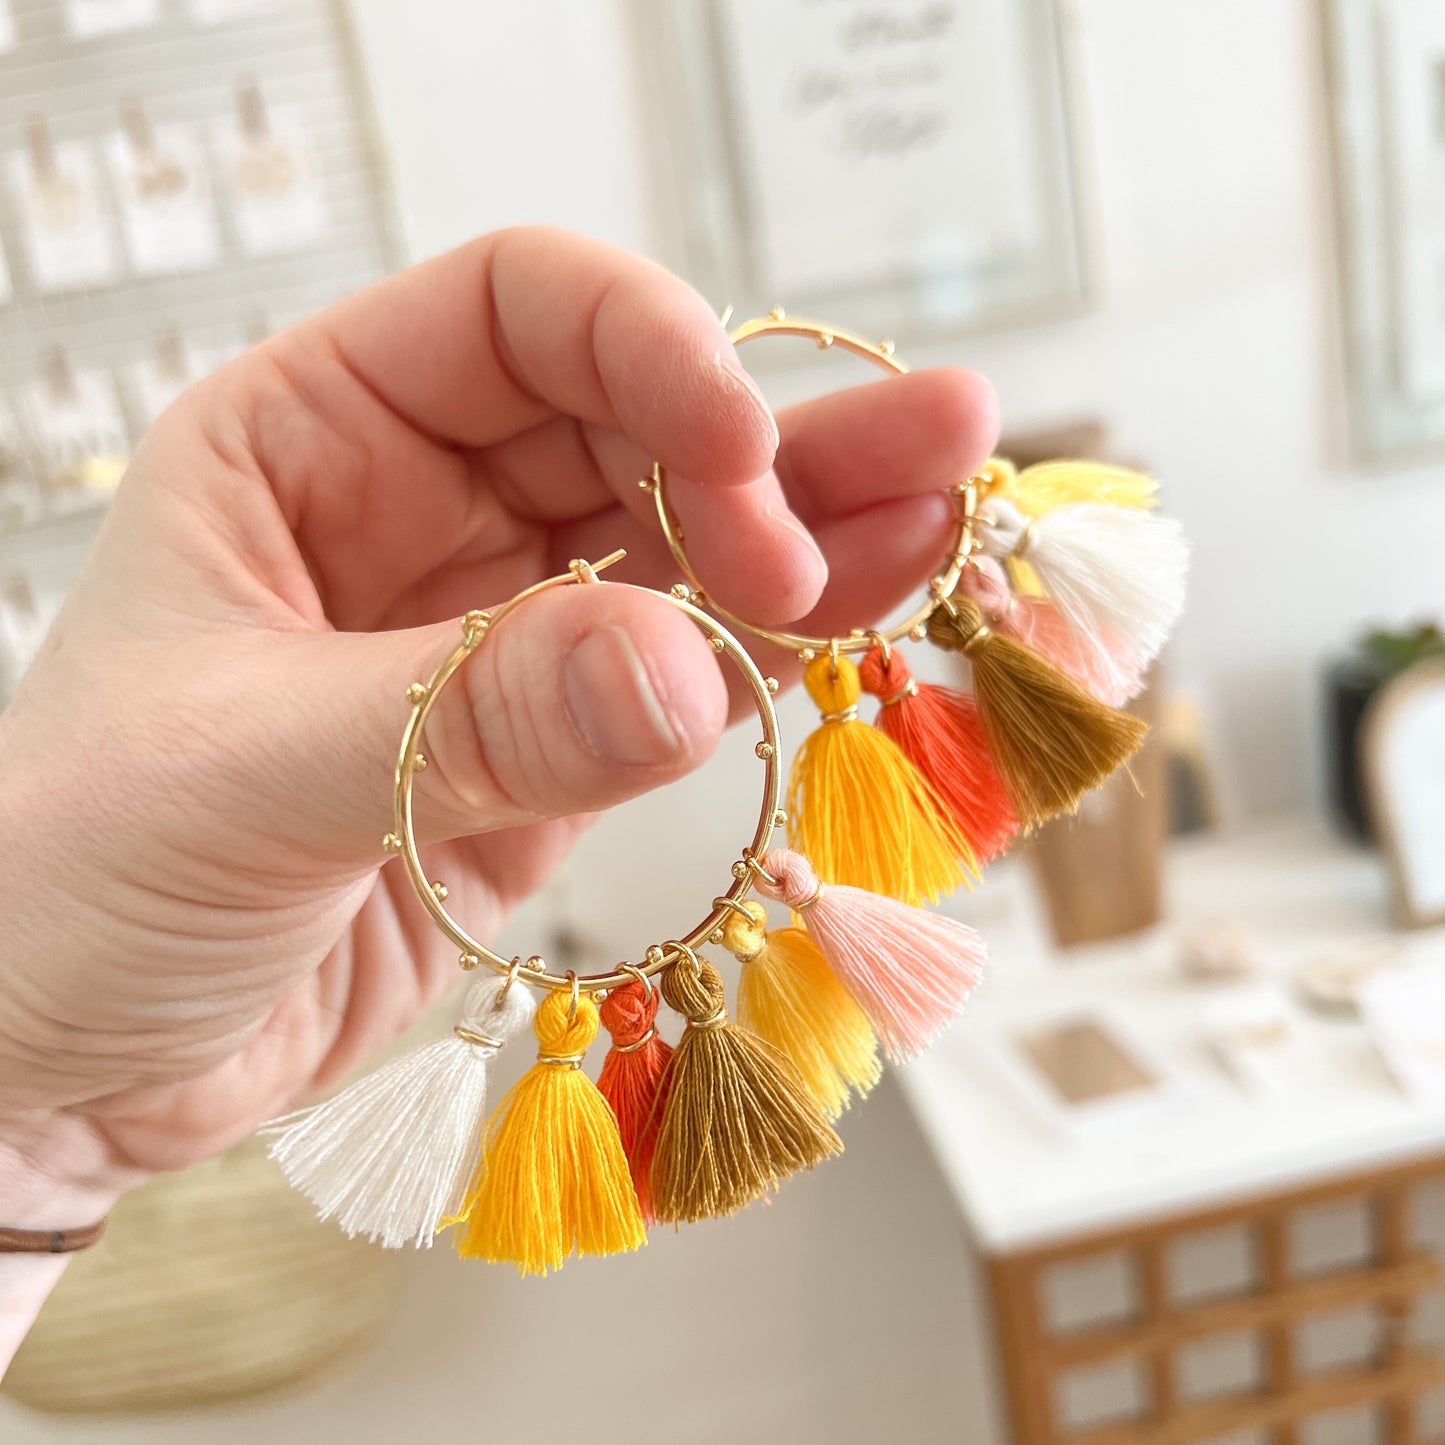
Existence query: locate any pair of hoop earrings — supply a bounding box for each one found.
[266,311,1189,1275]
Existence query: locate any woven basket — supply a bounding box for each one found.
[3,1136,400,1415]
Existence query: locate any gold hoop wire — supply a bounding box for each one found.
[383,551,784,994]
[645,309,982,657]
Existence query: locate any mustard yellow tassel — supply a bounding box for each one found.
[450,991,645,1275]
[724,901,881,1122]
[982,457,1158,594]
[786,654,977,905]
[651,957,841,1225]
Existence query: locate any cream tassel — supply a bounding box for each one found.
[262,974,536,1249]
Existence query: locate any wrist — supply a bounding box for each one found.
[0,1108,130,1228]
[0,1109,136,1380]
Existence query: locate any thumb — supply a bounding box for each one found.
[241,583,729,869]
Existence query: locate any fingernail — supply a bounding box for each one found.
[565,625,682,766]
[717,347,780,450]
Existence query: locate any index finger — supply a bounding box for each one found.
[304,226,779,488]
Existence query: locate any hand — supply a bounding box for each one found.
[0,228,996,1217]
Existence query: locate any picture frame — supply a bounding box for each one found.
[965,1006,1194,1143]
[1361,660,1445,928]
[1322,0,1445,462]
[643,0,1094,350]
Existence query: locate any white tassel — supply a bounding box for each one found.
[262,973,536,1249]
[980,496,1189,667]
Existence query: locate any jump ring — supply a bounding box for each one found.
[617,961,652,1005]
[498,955,522,1005]
[740,848,780,888]
[566,970,579,1021]
[712,895,764,928]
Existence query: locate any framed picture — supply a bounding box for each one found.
[966,1006,1193,1142]
[1362,661,1445,927]
[1323,0,1445,461]
[645,0,1092,347]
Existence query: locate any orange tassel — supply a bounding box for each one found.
[857,643,1017,862]
[597,979,672,1226]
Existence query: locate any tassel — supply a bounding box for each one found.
[957,556,1146,707]
[926,595,1148,829]
[722,900,882,1121]
[651,954,841,1224]
[979,495,1188,668]
[857,642,1017,862]
[450,990,645,1274]
[597,978,673,1226]
[995,457,1160,516]
[262,973,537,1249]
[787,652,976,905]
[752,850,987,1063]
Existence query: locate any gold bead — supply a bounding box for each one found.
[381,833,402,854]
[646,945,666,966]
[768,305,786,321]
[910,623,928,642]
[709,928,724,945]
[459,952,480,971]
[799,648,816,663]
[413,753,428,772]
[816,332,833,349]
[431,881,448,901]
[732,861,749,881]
[764,675,779,694]
[525,955,546,972]
[670,582,691,599]
[774,808,787,826]
[755,741,775,760]
[406,683,427,704]
[710,637,726,653]
[880,338,895,357]
[637,477,655,492]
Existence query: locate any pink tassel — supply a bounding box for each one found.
[958,558,1146,707]
[752,849,987,1063]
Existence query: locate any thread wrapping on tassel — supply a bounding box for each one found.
[651,954,841,1225]
[753,850,987,1063]
[723,899,881,1121]
[261,974,537,1249]
[926,595,1148,829]
[597,977,673,1226]
[787,652,977,905]
[857,642,1018,862]
[979,495,1188,668]
[958,556,1146,707]
[450,990,645,1275]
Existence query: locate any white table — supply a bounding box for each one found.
[896,815,1445,1445]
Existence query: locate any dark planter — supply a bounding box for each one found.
[1325,655,1392,842]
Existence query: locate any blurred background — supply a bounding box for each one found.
[5,2,1445,1443]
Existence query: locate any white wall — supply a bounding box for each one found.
[352,0,1445,822]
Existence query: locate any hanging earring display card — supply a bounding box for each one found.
[0,0,401,584]
[107,108,220,276]
[10,128,118,294]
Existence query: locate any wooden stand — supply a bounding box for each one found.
[987,1156,1445,1444]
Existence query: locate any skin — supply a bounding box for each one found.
[0,228,997,1361]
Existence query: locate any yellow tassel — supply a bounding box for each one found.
[982,457,1158,594]
[926,596,1147,829]
[450,991,645,1275]
[724,901,881,1122]
[787,654,977,905]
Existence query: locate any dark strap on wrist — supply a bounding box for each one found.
[0,1217,108,1253]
